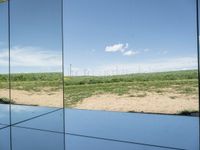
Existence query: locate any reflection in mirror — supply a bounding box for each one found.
[0,1,10,150]
[0,0,9,127]
[10,0,64,133]
[64,0,199,116]
[12,127,64,150]
[64,0,199,149]
[0,126,10,150]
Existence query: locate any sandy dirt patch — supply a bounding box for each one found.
[0,89,63,107]
[75,92,199,114]
[1,89,198,114]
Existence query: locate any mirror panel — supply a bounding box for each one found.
[0,0,199,149]
[64,0,199,115]
[64,0,199,149]
[0,1,10,150]
[0,126,10,150]
[10,0,64,134]
[0,0,9,127]
[12,126,64,150]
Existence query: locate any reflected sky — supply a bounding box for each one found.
[0,1,8,73]
[10,105,59,124]
[0,0,62,73]
[0,104,9,125]
[64,0,198,76]
[0,127,10,150]
[0,0,198,75]
[6,106,199,150]
[65,109,199,150]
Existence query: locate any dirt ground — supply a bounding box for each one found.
[0,89,198,114]
[75,92,199,114]
[0,89,63,107]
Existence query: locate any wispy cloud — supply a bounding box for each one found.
[123,50,139,56]
[0,46,62,67]
[105,43,139,57]
[105,43,128,52]
[0,49,8,66]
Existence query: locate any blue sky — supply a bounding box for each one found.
[0,0,199,75]
[0,0,62,73]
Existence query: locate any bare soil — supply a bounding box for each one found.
[74,92,198,114]
[0,89,63,107]
[0,89,198,114]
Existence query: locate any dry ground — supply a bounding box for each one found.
[0,89,198,114]
[0,89,63,107]
[74,92,198,114]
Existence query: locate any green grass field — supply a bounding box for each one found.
[64,70,198,107]
[0,72,63,91]
[0,70,199,110]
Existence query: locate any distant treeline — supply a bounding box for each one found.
[64,70,198,86]
[0,70,198,84]
[0,72,62,82]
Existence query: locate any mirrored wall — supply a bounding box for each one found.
[0,0,9,128]
[64,0,199,149]
[0,0,199,150]
[9,0,63,123]
[64,0,199,116]
[0,1,10,150]
[0,0,65,150]
[9,0,64,126]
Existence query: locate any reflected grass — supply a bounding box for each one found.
[0,70,198,110]
[64,70,198,107]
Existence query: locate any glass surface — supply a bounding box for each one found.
[11,108,199,149]
[11,105,59,126]
[12,127,64,150]
[14,108,64,132]
[0,104,9,126]
[66,134,173,150]
[11,126,171,150]
[0,2,10,150]
[10,0,64,127]
[63,0,199,149]
[0,127,10,150]
[0,0,9,126]
[65,109,199,150]
[0,0,199,149]
[64,0,199,116]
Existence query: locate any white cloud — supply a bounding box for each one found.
[105,43,128,52]
[105,43,139,57]
[124,43,129,49]
[123,50,139,56]
[0,50,8,58]
[0,46,62,67]
[0,49,9,66]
